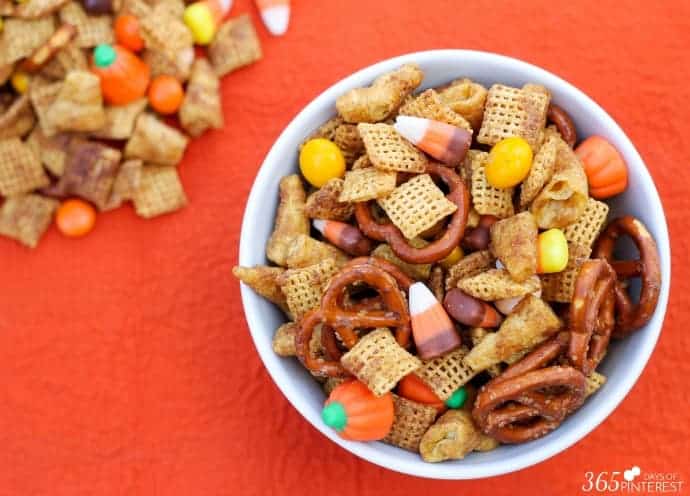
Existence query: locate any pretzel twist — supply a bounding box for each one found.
[473,333,586,443]
[547,103,577,147]
[568,259,616,374]
[354,163,469,264]
[295,259,411,377]
[593,216,661,338]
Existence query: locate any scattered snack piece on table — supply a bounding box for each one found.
[231,63,662,462]
[55,197,96,237]
[254,0,289,37]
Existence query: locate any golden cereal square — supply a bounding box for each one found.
[458,269,541,301]
[139,3,193,71]
[519,135,558,208]
[141,48,190,82]
[398,89,472,131]
[59,2,113,48]
[333,123,364,166]
[125,113,189,166]
[0,95,35,140]
[371,242,431,281]
[377,174,457,240]
[563,197,609,248]
[279,258,338,320]
[26,128,71,177]
[358,123,427,173]
[469,150,515,218]
[586,371,607,397]
[445,250,495,290]
[209,14,262,77]
[91,98,147,140]
[0,194,58,248]
[14,0,69,18]
[477,84,550,151]
[179,59,223,137]
[0,138,49,196]
[340,328,421,396]
[417,347,475,401]
[46,70,106,132]
[133,165,187,219]
[383,395,438,452]
[339,167,396,202]
[0,17,55,65]
[29,80,64,137]
[103,159,142,211]
[305,178,354,221]
[541,242,592,302]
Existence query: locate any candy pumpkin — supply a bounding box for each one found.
[575,136,628,199]
[91,44,150,105]
[321,380,394,441]
[397,374,446,412]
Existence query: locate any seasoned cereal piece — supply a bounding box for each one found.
[49,140,121,210]
[339,167,396,202]
[351,154,372,170]
[29,79,63,137]
[463,295,561,372]
[279,259,338,319]
[336,63,423,123]
[305,178,354,221]
[0,138,49,196]
[272,322,298,357]
[91,98,147,140]
[341,328,421,396]
[14,0,69,18]
[209,14,262,77]
[562,197,609,248]
[0,194,58,248]
[139,2,193,76]
[419,410,483,462]
[383,395,438,452]
[26,128,71,176]
[531,141,588,228]
[459,269,541,301]
[233,265,290,316]
[417,347,475,400]
[59,2,113,48]
[124,113,189,166]
[285,233,349,269]
[585,371,606,397]
[300,117,344,149]
[468,328,502,377]
[469,150,514,218]
[358,123,427,173]
[141,49,190,82]
[103,159,142,210]
[133,165,187,218]
[477,84,550,151]
[20,23,77,73]
[333,123,364,166]
[399,89,472,131]
[266,175,309,266]
[179,59,223,137]
[0,95,35,140]
[378,174,457,240]
[541,242,591,302]
[445,250,495,290]
[372,242,431,281]
[46,70,106,132]
[519,134,558,208]
[119,0,151,17]
[437,78,488,131]
[0,17,55,65]
[490,211,538,281]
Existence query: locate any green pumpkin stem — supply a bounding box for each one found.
[93,44,116,68]
[321,402,347,431]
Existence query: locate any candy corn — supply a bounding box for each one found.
[255,0,290,36]
[313,219,372,256]
[443,289,503,328]
[183,0,233,45]
[409,282,462,360]
[394,115,472,166]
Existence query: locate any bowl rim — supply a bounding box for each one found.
[238,49,671,479]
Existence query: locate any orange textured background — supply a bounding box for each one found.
[1,1,689,494]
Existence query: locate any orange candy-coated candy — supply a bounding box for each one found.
[114,15,144,52]
[575,136,628,199]
[147,75,184,115]
[56,199,96,238]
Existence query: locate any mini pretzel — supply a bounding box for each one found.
[568,259,615,374]
[295,261,411,377]
[593,216,661,338]
[472,366,585,443]
[547,104,577,147]
[354,163,469,264]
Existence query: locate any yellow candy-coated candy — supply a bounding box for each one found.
[440,246,464,269]
[537,228,569,273]
[299,138,346,188]
[486,137,533,189]
[183,3,217,45]
[11,71,30,94]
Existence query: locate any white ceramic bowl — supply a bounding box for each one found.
[238,50,671,479]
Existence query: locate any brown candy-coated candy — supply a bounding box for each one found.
[82,0,112,14]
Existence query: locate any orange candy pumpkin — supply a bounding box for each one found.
[575,136,628,199]
[91,44,150,105]
[322,380,394,441]
[397,374,446,412]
